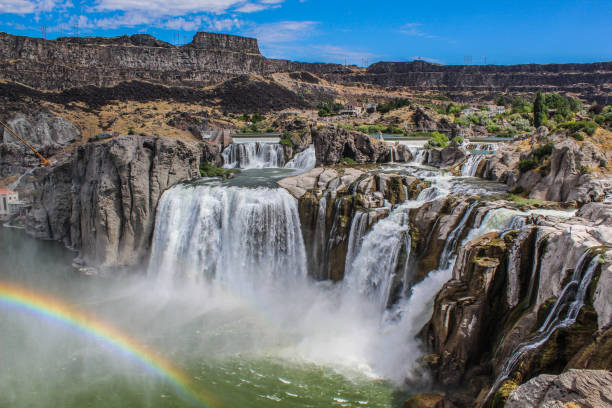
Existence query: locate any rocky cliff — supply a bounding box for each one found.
[422,206,612,406]
[23,135,210,271]
[0,32,610,102]
[328,60,612,103]
[0,32,348,91]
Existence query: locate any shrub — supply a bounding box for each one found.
[519,158,539,173]
[339,157,356,165]
[446,103,463,116]
[508,185,524,195]
[454,116,470,127]
[377,98,410,114]
[452,136,463,144]
[425,132,450,149]
[532,142,554,160]
[199,163,235,178]
[579,165,591,174]
[571,132,584,141]
[127,127,135,135]
[560,120,598,136]
[487,124,502,134]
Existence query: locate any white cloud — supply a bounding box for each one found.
[92,0,245,16]
[234,3,269,13]
[246,20,318,43]
[0,0,70,14]
[400,22,437,39]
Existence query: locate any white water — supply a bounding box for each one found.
[284,145,316,171]
[487,252,601,400]
[222,142,285,169]
[461,143,499,177]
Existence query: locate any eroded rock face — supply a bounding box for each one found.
[311,126,390,165]
[424,143,468,169]
[479,135,610,204]
[279,166,429,281]
[423,209,612,407]
[505,369,612,408]
[24,135,204,271]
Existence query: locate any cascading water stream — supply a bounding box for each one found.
[222,142,285,169]
[461,143,499,177]
[486,252,601,401]
[284,145,316,171]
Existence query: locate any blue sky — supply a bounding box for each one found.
[0,0,610,66]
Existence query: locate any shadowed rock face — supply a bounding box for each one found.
[24,136,206,271]
[312,126,390,165]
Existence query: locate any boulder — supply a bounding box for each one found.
[505,369,612,408]
[312,126,389,165]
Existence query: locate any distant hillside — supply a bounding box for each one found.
[0,31,610,103]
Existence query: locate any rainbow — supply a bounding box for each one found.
[0,280,219,408]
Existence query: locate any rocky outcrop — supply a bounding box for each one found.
[0,32,348,92]
[24,135,205,271]
[424,143,468,169]
[327,60,612,104]
[479,135,611,204]
[505,369,612,408]
[279,167,429,281]
[0,112,80,177]
[422,209,612,407]
[311,126,390,165]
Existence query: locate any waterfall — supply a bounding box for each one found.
[284,145,316,171]
[460,154,484,177]
[461,143,499,177]
[486,252,601,401]
[406,147,426,164]
[149,184,306,291]
[439,202,478,269]
[389,145,396,163]
[222,142,285,169]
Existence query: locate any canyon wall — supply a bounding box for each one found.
[0,32,610,102]
[23,135,212,271]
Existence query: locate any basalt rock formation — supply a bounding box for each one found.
[327,60,612,104]
[478,134,611,204]
[423,209,612,407]
[0,32,348,92]
[23,135,209,271]
[311,126,391,165]
[0,32,610,103]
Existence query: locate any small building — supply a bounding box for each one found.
[365,102,377,112]
[462,106,479,116]
[0,188,19,216]
[339,105,363,116]
[487,105,506,116]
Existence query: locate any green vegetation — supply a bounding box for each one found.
[533,92,546,128]
[280,131,298,147]
[453,116,469,127]
[506,193,549,207]
[559,120,598,136]
[199,163,236,178]
[532,142,554,159]
[317,102,344,117]
[377,98,410,114]
[339,157,357,165]
[127,126,135,135]
[518,158,539,173]
[452,136,463,144]
[446,103,463,116]
[424,132,449,149]
[511,96,532,114]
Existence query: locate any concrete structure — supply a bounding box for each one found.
[339,105,363,116]
[487,105,506,116]
[0,188,18,216]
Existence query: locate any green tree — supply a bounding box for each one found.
[533,92,546,128]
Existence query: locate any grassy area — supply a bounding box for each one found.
[199,163,237,178]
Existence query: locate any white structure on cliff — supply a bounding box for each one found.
[0,188,18,216]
